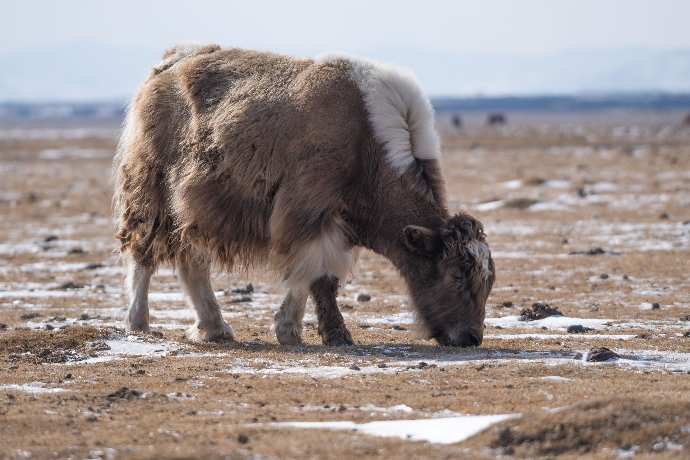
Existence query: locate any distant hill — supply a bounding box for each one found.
[1,43,690,102]
[2,94,689,122]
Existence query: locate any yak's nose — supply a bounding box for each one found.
[436,328,483,347]
[457,330,482,347]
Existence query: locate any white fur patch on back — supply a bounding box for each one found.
[316,54,441,175]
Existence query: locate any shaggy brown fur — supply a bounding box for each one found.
[114,45,493,346]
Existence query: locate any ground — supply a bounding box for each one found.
[1,112,689,459]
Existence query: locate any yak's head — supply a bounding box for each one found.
[402,212,495,347]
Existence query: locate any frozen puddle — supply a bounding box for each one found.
[267,414,517,444]
[0,382,68,394]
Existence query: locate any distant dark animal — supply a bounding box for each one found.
[113,44,495,347]
[683,113,690,126]
[451,114,463,129]
[487,113,507,126]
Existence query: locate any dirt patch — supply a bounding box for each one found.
[0,326,107,363]
[479,398,690,457]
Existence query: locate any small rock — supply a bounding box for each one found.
[237,434,249,444]
[349,364,361,371]
[498,301,514,308]
[107,387,142,401]
[80,313,90,320]
[20,313,41,320]
[391,325,406,331]
[659,212,670,220]
[68,247,86,255]
[599,273,609,279]
[43,235,59,242]
[83,263,104,270]
[567,325,593,334]
[417,361,428,369]
[231,284,254,295]
[503,198,540,209]
[680,315,690,321]
[356,293,371,302]
[569,247,606,256]
[377,363,388,368]
[64,373,73,379]
[85,415,98,422]
[651,303,660,310]
[683,331,690,338]
[229,296,252,304]
[45,324,54,330]
[0,323,7,330]
[53,281,84,290]
[586,347,620,362]
[519,302,563,321]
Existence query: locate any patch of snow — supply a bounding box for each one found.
[485,333,636,340]
[543,180,571,189]
[473,200,504,211]
[227,364,406,379]
[358,312,415,325]
[73,335,182,365]
[540,376,573,383]
[485,315,611,330]
[501,179,523,189]
[267,414,518,444]
[0,382,68,394]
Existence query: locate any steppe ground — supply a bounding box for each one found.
[1,111,689,459]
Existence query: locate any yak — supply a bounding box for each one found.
[113,44,495,347]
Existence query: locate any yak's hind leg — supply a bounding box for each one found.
[310,275,353,346]
[273,288,308,345]
[177,255,234,342]
[124,255,154,332]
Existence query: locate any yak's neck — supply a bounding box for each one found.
[362,195,447,274]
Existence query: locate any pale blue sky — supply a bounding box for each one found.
[2,1,690,99]
[4,0,690,56]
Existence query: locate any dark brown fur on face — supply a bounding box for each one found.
[400,213,495,346]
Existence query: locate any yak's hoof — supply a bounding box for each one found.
[321,327,354,346]
[125,316,150,333]
[275,321,303,346]
[186,321,235,343]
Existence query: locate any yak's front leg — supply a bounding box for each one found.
[274,288,308,345]
[310,275,353,346]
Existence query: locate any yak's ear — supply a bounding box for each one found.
[403,225,439,256]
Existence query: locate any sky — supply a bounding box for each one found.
[2,1,690,99]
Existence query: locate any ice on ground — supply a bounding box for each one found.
[226,363,406,379]
[485,333,636,341]
[581,349,690,373]
[486,315,610,330]
[540,376,573,383]
[73,335,182,364]
[0,382,68,394]
[268,414,518,444]
[357,312,415,325]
